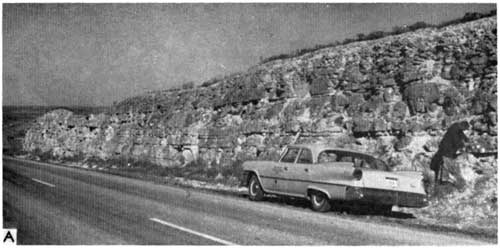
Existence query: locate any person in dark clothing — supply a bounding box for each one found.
[430,152,443,183]
[430,121,470,184]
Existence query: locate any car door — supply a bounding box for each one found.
[312,150,357,185]
[274,147,300,193]
[283,148,313,196]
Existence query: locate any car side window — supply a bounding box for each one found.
[297,149,313,164]
[318,150,338,163]
[353,154,386,170]
[339,155,354,163]
[354,157,366,168]
[281,148,300,163]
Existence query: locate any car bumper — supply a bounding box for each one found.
[345,187,428,208]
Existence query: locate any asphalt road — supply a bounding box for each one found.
[2,157,490,245]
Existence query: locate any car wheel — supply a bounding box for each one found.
[310,191,331,212]
[248,175,264,201]
[377,204,393,214]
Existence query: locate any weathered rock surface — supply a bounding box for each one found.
[24,17,497,180]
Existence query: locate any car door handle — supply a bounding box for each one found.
[304,168,309,172]
[284,167,288,171]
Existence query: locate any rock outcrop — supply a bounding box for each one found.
[24,17,497,176]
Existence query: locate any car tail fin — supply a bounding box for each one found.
[392,170,424,178]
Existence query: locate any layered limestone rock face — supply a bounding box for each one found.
[24,17,497,175]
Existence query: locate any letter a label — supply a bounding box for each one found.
[3,229,17,245]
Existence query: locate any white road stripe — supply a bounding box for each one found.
[149,217,238,245]
[31,178,55,187]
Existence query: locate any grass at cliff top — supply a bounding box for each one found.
[28,150,244,187]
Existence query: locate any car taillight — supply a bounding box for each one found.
[421,179,429,194]
[353,169,363,180]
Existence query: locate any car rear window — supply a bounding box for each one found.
[321,150,389,171]
[354,154,389,171]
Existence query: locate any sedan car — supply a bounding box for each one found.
[241,144,428,212]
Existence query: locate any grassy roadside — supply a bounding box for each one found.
[26,149,245,187]
[5,154,497,243]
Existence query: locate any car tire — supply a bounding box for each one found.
[310,191,331,212]
[248,175,264,201]
[377,204,393,214]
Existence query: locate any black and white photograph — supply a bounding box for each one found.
[2,1,498,245]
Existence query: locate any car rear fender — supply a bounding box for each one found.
[307,186,332,200]
[360,169,426,194]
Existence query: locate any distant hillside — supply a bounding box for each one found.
[3,105,110,156]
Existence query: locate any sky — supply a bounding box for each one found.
[2,3,496,106]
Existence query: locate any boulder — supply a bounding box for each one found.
[403,83,440,114]
[310,77,332,96]
[394,136,412,151]
[353,118,372,133]
[392,101,408,119]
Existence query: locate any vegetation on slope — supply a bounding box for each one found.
[259,10,497,64]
